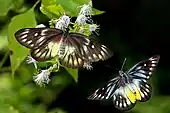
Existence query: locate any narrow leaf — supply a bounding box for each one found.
[65,67,78,82]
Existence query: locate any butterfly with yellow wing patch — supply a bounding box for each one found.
[87,55,160,111]
[14,28,113,69]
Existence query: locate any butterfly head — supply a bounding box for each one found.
[62,28,69,38]
[119,70,126,77]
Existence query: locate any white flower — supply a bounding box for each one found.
[55,20,66,31]
[26,55,37,69]
[75,14,87,25]
[79,4,93,17]
[89,24,99,32]
[36,24,46,28]
[61,15,70,27]
[89,24,100,35]
[33,70,51,86]
[83,62,93,70]
[55,15,70,31]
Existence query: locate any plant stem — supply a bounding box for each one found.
[0,51,9,70]
[32,0,41,9]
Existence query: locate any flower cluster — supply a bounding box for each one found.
[33,69,51,86]
[28,59,60,86]
[49,14,70,31]
[74,2,100,35]
[28,2,100,86]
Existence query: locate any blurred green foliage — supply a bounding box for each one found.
[133,96,170,113]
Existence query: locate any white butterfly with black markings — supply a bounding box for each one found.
[88,55,160,111]
[14,28,113,69]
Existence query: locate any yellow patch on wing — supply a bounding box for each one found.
[48,41,60,57]
[125,87,136,103]
[73,57,78,67]
[125,83,144,104]
[131,84,142,100]
[133,87,142,100]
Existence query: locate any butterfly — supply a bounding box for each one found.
[87,55,160,111]
[14,28,113,69]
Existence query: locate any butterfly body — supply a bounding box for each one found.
[15,28,113,68]
[118,70,131,83]
[88,55,160,111]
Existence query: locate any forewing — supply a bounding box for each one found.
[15,28,63,49]
[30,40,61,61]
[31,46,51,61]
[127,55,160,80]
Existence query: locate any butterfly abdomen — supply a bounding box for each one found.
[58,43,66,58]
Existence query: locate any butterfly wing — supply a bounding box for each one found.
[59,34,88,68]
[30,39,62,61]
[59,33,113,68]
[87,76,120,100]
[127,55,160,102]
[88,55,160,111]
[15,28,63,49]
[88,76,137,111]
[15,28,63,61]
[79,34,113,62]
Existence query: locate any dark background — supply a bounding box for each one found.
[1,0,170,112]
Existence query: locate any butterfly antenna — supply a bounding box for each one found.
[120,58,127,71]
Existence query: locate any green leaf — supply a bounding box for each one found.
[40,0,65,18]
[65,67,78,82]
[12,0,25,10]
[41,0,104,18]
[40,4,65,19]
[0,0,14,17]
[51,71,72,86]
[0,36,8,51]
[12,0,30,14]
[0,23,9,51]
[55,0,90,16]
[8,8,37,77]
[92,8,105,15]
[0,0,25,17]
